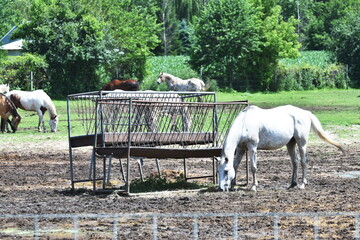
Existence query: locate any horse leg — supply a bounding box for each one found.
[230,148,245,191]
[37,113,45,132]
[247,145,258,191]
[1,118,5,133]
[286,138,298,188]
[298,142,308,189]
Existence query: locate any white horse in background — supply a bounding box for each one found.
[157,72,208,92]
[6,90,59,132]
[217,105,345,192]
[0,84,10,94]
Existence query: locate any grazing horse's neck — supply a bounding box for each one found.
[222,111,246,159]
[45,101,57,119]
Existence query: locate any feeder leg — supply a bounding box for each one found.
[212,157,216,184]
[92,151,96,192]
[137,158,144,182]
[89,149,95,179]
[183,158,187,182]
[119,158,125,181]
[155,159,161,177]
[106,155,113,184]
[126,151,130,194]
[102,156,106,189]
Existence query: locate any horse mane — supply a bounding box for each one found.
[43,94,58,119]
[0,93,20,117]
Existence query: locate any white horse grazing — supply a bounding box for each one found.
[6,90,59,132]
[0,84,9,94]
[217,105,344,192]
[157,72,207,91]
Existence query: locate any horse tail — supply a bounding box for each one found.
[308,111,345,154]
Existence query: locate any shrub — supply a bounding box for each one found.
[273,63,347,91]
[0,53,48,90]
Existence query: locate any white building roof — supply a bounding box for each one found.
[0,39,23,50]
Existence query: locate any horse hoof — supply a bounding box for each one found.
[250,186,257,192]
[298,184,305,189]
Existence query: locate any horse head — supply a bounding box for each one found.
[216,156,235,192]
[49,115,59,132]
[157,72,165,84]
[9,114,21,133]
[0,84,9,94]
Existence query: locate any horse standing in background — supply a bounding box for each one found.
[102,79,140,91]
[0,93,21,133]
[157,72,208,92]
[6,90,59,132]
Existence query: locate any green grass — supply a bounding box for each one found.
[217,89,360,126]
[280,51,334,68]
[0,89,358,145]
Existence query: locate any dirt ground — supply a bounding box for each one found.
[0,127,359,239]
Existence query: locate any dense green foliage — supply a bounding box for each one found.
[0,0,359,94]
[0,53,48,90]
[329,9,360,87]
[14,1,111,96]
[189,0,300,91]
[6,0,161,96]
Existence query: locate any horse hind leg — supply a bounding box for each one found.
[37,114,46,132]
[286,138,298,188]
[298,142,308,189]
[247,145,258,191]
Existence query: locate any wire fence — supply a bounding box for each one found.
[0,212,359,239]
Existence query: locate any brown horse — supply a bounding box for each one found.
[101,79,140,91]
[0,93,21,133]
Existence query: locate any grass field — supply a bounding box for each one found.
[0,89,358,144]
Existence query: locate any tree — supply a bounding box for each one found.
[83,0,161,80]
[190,0,300,91]
[0,53,48,90]
[15,0,112,97]
[329,9,360,87]
[0,0,31,38]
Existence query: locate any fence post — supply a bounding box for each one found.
[34,215,39,240]
[113,216,118,240]
[193,215,198,240]
[153,215,158,240]
[233,214,238,240]
[73,215,79,240]
[273,214,279,240]
[314,215,319,240]
[355,214,359,240]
